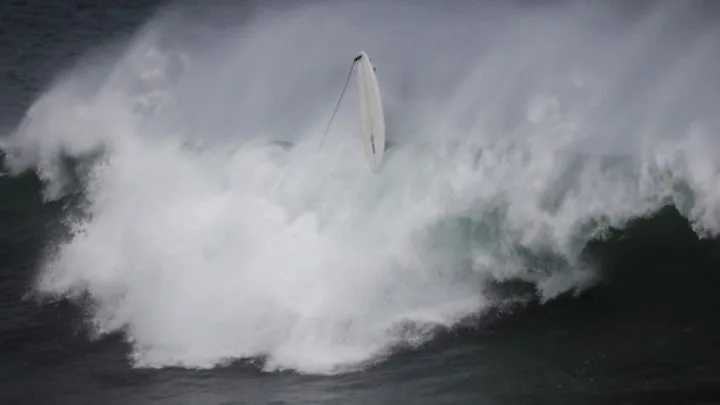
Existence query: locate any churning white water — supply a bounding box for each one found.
[2,0,720,374]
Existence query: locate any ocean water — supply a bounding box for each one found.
[1,0,720,403]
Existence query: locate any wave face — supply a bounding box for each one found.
[2,0,720,374]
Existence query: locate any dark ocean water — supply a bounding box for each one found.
[2,1,720,404]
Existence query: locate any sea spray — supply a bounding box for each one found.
[2,0,720,374]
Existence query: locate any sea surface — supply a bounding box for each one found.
[2,0,720,404]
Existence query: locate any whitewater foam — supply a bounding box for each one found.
[2,0,720,375]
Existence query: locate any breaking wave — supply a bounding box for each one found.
[2,0,720,374]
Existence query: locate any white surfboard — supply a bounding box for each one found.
[355,51,385,172]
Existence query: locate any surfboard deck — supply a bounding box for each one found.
[356,51,385,172]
